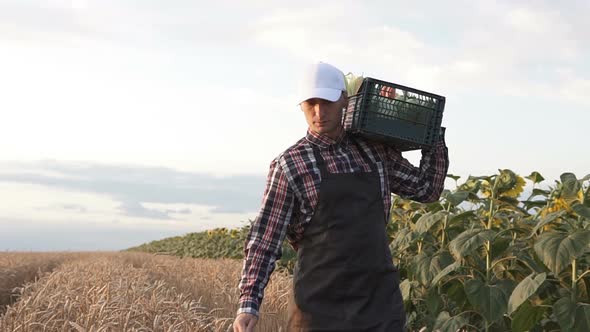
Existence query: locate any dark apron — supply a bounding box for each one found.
[287,142,406,332]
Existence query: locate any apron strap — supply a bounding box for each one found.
[351,138,378,173]
[311,137,379,178]
[311,145,328,179]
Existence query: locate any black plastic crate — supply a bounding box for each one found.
[343,77,445,151]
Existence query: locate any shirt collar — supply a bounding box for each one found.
[305,128,348,149]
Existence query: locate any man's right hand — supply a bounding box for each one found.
[233,313,258,332]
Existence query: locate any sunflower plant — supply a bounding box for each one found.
[389,170,590,332]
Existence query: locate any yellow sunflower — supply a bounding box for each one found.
[548,198,569,213]
[496,169,526,198]
[465,179,479,191]
[540,197,570,219]
[481,180,492,198]
[479,170,525,199]
[500,175,526,198]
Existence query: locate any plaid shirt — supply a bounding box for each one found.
[237,129,449,317]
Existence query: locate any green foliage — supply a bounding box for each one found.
[507,272,546,314]
[126,226,248,259]
[511,301,546,332]
[389,171,590,331]
[128,170,590,331]
[125,224,297,272]
[534,229,590,275]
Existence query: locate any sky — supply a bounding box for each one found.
[1,0,589,250]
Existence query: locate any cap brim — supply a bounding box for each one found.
[298,88,342,105]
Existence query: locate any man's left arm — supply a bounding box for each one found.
[385,128,450,203]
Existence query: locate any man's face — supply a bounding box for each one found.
[300,92,347,138]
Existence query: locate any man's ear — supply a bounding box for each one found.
[340,91,349,108]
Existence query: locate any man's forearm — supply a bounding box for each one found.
[387,133,450,202]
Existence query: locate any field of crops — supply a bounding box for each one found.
[129,170,590,332]
[2,170,588,331]
[0,252,291,332]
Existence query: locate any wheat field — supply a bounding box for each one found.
[0,252,291,332]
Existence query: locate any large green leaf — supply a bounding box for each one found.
[526,171,545,184]
[444,279,468,308]
[445,191,470,207]
[533,229,590,275]
[413,250,453,287]
[449,210,477,224]
[399,279,412,302]
[527,211,566,239]
[433,311,468,332]
[561,173,583,204]
[553,296,577,331]
[465,279,511,323]
[449,228,495,261]
[572,202,590,219]
[432,261,461,285]
[574,303,590,331]
[490,236,511,260]
[507,272,546,314]
[511,301,546,332]
[561,173,581,190]
[389,228,417,253]
[415,211,447,234]
[552,299,590,332]
[426,286,442,315]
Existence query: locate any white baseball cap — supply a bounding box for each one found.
[297,62,346,105]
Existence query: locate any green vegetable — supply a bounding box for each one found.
[344,72,364,96]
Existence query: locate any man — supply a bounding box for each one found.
[233,62,449,332]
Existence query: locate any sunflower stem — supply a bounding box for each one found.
[572,258,577,302]
[486,176,499,283]
[440,203,451,249]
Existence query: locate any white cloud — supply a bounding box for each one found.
[449,60,485,76]
[251,1,589,107]
[557,76,590,106]
[504,6,575,45]
[0,40,304,174]
[253,5,354,60]
[0,182,118,222]
[0,181,254,249]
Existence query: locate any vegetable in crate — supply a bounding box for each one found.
[346,73,397,121]
[344,72,364,96]
[380,85,396,98]
[345,72,396,98]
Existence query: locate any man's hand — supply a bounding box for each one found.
[233,313,258,332]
